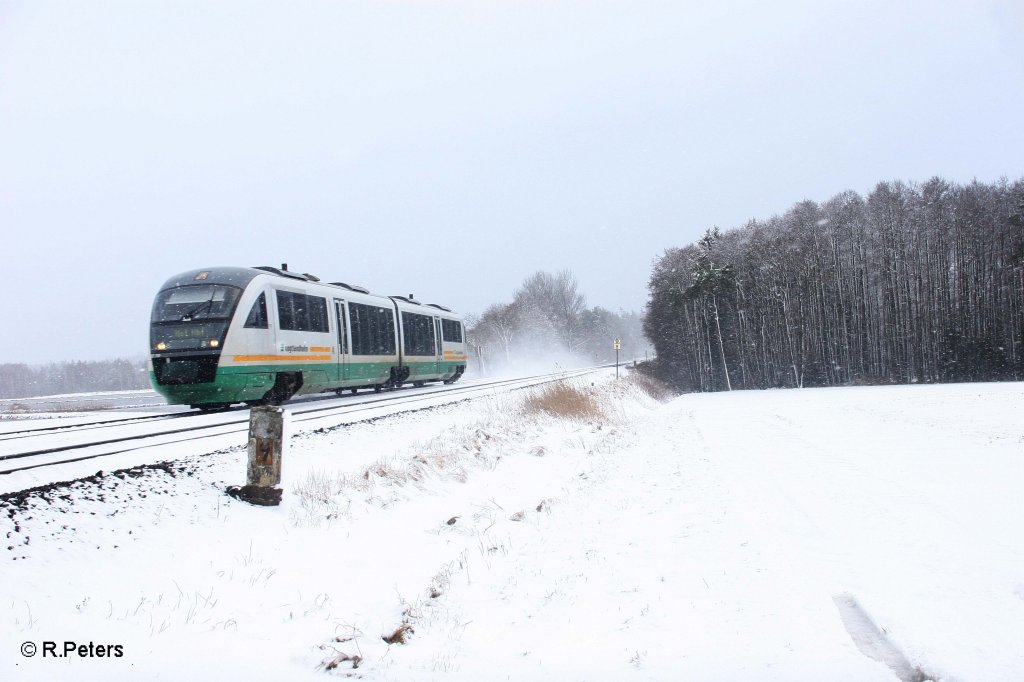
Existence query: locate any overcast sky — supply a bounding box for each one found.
[2,1,1022,365]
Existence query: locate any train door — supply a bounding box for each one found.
[334,299,349,382]
[433,316,443,374]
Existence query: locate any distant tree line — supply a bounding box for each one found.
[0,358,149,399]
[469,270,650,373]
[645,177,1024,391]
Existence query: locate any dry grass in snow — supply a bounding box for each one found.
[523,381,605,420]
[290,375,659,529]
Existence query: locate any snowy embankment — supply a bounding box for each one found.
[3,375,1023,681]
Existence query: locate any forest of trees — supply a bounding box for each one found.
[645,177,1024,391]
[0,358,149,399]
[469,270,649,373]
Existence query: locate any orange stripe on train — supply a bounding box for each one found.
[232,355,334,363]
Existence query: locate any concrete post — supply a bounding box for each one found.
[229,405,285,506]
[247,405,284,487]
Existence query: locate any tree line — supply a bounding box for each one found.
[645,177,1024,391]
[469,270,649,373]
[0,358,149,399]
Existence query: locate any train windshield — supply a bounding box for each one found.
[152,285,242,323]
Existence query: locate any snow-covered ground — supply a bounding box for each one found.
[2,375,1022,681]
[0,389,174,415]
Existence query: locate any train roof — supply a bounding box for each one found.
[157,266,462,317]
[156,267,265,291]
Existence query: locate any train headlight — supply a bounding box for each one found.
[155,342,168,351]
[210,339,220,348]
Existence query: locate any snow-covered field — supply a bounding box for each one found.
[2,374,1022,681]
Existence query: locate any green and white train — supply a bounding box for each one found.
[149,266,467,409]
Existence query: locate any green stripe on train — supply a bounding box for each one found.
[150,359,464,405]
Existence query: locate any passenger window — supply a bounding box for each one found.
[244,293,268,329]
[276,291,330,333]
[309,296,329,333]
[441,318,463,343]
[349,302,396,355]
[402,311,436,356]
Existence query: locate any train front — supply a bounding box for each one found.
[148,268,254,407]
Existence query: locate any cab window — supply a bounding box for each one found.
[244,293,268,329]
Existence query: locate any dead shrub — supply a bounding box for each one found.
[382,622,414,645]
[364,461,410,485]
[628,373,674,401]
[292,469,338,505]
[319,650,362,670]
[524,383,604,420]
[289,470,354,527]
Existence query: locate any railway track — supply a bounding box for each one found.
[0,411,194,442]
[0,366,615,481]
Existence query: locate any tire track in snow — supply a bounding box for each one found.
[832,593,933,682]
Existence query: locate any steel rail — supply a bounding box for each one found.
[0,412,194,441]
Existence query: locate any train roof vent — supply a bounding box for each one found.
[390,295,421,305]
[303,273,321,282]
[253,265,310,281]
[329,282,370,294]
[425,303,452,312]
